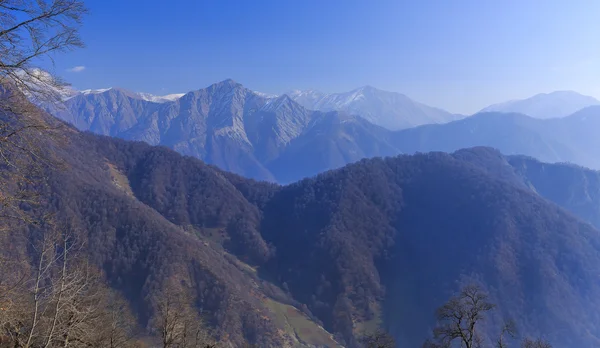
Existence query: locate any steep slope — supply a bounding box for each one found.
[259,151,600,347]
[392,108,600,170]
[267,111,397,184]
[54,87,160,134]
[0,101,340,347]
[288,86,460,130]
[480,90,600,119]
[52,81,406,183]
[447,147,600,232]
[57,80,287,181]
[508,155,600,229]
[7,96,600,347]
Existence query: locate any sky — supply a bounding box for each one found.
[41,0,600,114]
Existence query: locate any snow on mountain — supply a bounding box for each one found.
[287,86,460,130]
[253,91,278,99]
[136,92,185,103]
[51,80,404,182]
[480,91,600,119]
[65,89,184,103]
[13,68,79,101]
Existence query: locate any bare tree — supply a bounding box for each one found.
[521,338,552,348]
[0,0,87,103]
[150,281,215,348]
[0,224,141,348]
[422,284,556,348]
[495,320,516,348]
[0,0,86,229]
[88,290,139,348]
[360,329,396,348]
[426,284,495,348]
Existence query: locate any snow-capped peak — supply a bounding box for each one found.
[64,88,185,103]
[136,92,185,103]
[13,68,79,101]
[253,91,278,99]
[80,88,112,95]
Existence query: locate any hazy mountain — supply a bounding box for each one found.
[392,107,600,170]
[54,80,399,182]
[508,155,600,229]
[267,111,397,183]
[53,81,600,184]
[287,86,461,130]
[480,90,600,119]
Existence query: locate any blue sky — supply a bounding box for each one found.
[43,0,600,114]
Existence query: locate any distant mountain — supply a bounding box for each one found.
[509,155,600,230]
[287,86,461,130]
[392,107,600,171]
[54,80,398,182]
[51,81,600,184]
[480,91,600,119]
[135,91,185,103]
[267,111,396,183]
[63,87,184,103]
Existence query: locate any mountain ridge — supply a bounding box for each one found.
[287,85,461,130]
[47,80,600,184]
[480,90,600,119]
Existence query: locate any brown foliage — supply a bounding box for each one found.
[149,280,215,348]
[521,338,552,348]
[0,226,138,348]
[360,329,396,348]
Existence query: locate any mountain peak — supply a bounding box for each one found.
[260,94,298,112]
[356,84,379,92]
[214,78,240,88]
[288,86,456,130]
[480,91,600,119]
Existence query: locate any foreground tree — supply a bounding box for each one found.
[521,338,552,348]
[0,226,139,348]
[423,284,553,348]
[425,284,495,348]
[0,0,87,228]
[360,329,396,348]
[150,281,216,348]
[0,0,87,102]
[496,321,517,348]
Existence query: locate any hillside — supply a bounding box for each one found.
[259,150,600,347]
[508,155,600,229]
[5,98,600,347]
[0,101,339,347]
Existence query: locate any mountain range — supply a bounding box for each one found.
[52,80,401,183]
[479,90,600,119]
[392,106,600,170]
[50,80,600,184]
[286,86,462,130]
[5,99,600,346]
